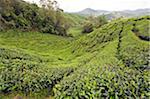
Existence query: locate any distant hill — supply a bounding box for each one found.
[73,8,110,16]
[106,8,150,19]
[73,8,150,19]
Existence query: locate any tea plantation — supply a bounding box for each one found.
[0,16,149,98]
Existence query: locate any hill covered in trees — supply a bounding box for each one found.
[0,0,85,36]
[0,0,150,99]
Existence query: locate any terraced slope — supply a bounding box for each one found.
[54,16,150,98]
[0,31,76,98]
[0,16,149,98]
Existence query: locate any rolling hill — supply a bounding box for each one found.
[0,16,149,98]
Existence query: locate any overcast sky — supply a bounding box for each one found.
[24,0,150,12]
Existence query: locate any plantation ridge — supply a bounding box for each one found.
[0,0,150,98]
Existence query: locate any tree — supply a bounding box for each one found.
[96,15,108,28]
[0,0,69,36]
[81,15,107,34]
[39,0,68,36]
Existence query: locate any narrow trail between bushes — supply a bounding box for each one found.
[116,22,124,59]
[49,51,99,97]
[47,68,74,96]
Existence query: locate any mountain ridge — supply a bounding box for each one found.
[71,8,150,19]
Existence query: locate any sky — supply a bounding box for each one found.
[24,0,150,12]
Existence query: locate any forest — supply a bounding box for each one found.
[0,0,149,99]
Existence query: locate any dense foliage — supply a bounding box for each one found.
[0,0,71,36]
[0,31,76,98]
[82,22,94,33]
[82,15,108,33]
[53,16,150,98]
[0,1,149,97]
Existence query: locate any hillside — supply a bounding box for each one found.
[0,16,149,98]
[64,13,86,26]
[0,0,74,36]
[54,16,150,98]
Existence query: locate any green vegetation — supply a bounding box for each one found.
[95,15,108,28]
[82,22,94,33]
[64,13,86,26]
[67,27,83,37]
[0,16,149,98]
[0,0,74,36]
[81,15,108,34]
[131,16,150,41]
[0,31,75,98]
[53,16,150,98]
[0,0,150,98]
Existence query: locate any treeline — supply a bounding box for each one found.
[0,0,71,36]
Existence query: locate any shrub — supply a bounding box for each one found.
[82,22,94,33]
[96,15,108,28]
